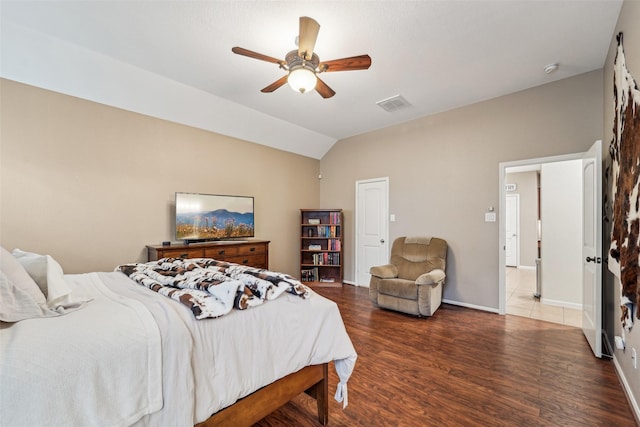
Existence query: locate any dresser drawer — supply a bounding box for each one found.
[227,253,267,269]
[157,247,204,259]
[204,246,239,259]
[147,240,269,269]
[237,244,266,256]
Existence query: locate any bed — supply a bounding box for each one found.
[0,249,357,426]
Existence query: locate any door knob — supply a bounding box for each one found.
[586,256,602,263]
[380,239,385,243]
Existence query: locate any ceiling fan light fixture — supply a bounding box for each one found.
[288,67,317,94]
[232,17,370,98]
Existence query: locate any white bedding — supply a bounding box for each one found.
[0,272,163,427]
[1,271,357,426]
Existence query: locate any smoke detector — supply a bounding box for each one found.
[544,63,559,74]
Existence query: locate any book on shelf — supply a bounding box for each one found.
[329,211,341,224]
[307,218,320,224]
[308,244,322,250]
[312,252,340,265]
[319,278,335,283]
[314,225,340,237]
[300,267,319,282]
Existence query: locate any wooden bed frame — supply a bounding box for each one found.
[195,363,329,427]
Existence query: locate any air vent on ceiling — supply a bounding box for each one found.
[376,94,411,112]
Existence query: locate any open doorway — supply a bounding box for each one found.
[499,153,584,326]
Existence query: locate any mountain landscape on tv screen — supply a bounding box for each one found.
[176,209,254,240]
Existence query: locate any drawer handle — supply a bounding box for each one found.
[180,253,188,259]
[250,247,255,252]
[218,250,225,255]
[242,259,249,264]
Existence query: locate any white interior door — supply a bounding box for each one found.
[356,178,389,286]
[582,140,602,358]
[505,194,519,267]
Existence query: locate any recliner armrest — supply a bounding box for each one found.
[415,269,446,286]
[369,264,398,279]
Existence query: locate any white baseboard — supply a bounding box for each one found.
[518,265,536,270]
[343,280,359,286]
[442,299,500,314]
[603,331,639,423]
[539,298,582,310]
[612,352,640,424]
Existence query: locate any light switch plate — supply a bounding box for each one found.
[485,212,497,222]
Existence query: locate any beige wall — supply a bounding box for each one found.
[0,79,320,275]
[2,3,637,412]
[320,69,603,309]
[603,0,640,416]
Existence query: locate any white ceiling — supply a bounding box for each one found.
[0,1,623,159]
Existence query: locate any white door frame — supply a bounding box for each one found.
[355,177,389,287]
[498,152,584,315]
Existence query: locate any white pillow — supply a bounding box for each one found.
[12,249,72,306]
[0,247,58,322]
[0,271,59,322]
[0,246,47,306]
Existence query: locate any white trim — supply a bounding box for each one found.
[601,328,632,421]
[343,280,359,287]
[499,152,584,315]
[539,298,582,310]
[442,299,500,314]
[612,353,640,424]
[517,265,536,270]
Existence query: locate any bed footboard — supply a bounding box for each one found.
[195,363,329,427]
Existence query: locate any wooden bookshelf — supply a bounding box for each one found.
[300,209,343,287]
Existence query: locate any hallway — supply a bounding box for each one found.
[505,267,582,327]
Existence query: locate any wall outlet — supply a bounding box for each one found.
[633,348,637,369]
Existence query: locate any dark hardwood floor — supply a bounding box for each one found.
[256,284,637,426]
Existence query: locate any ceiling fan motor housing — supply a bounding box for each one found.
[285,50,320,73]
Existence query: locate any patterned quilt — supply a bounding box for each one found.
[116,258,309,319]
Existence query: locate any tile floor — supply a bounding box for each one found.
[505,267,582,327]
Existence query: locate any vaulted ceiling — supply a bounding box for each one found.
[1,1,623,159]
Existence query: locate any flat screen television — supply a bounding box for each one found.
[175,192,254,242]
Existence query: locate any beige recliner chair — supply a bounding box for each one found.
[369,236,447,317]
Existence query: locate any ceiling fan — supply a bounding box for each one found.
[232,16,371,99]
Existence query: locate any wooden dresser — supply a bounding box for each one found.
[147,240,269,269]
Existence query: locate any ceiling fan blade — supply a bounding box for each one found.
[232,47,285,66]
[298,16,320,60]
[261,75,289,93]
[319,55,372,72]
[315,77,336,99]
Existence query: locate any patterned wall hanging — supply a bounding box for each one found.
[608,32,640,332]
